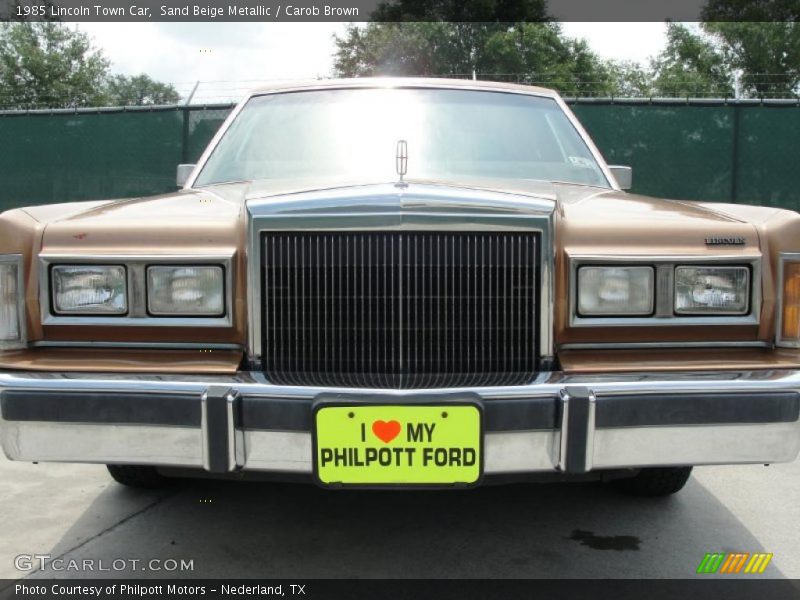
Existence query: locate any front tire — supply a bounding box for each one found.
[106,465,166,489]
[611,467,693,497]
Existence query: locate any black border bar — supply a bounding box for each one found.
[2,0,794,23]
[2,579,800,600]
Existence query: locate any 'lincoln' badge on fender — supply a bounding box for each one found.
[705,236,746,246]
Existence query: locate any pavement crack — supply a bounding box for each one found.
[1,489,177,587]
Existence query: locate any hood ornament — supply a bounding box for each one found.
[395,139,408,188]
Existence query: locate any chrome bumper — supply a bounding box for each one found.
[1,370,799,477]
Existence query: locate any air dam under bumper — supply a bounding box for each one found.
[1,370,799,476]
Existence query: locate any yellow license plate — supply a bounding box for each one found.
[314,404,482,487]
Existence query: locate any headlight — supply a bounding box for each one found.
[674,266,749,315]
[779,261,800,345]
[147,266,224,316]
[0,258,21,342]
[577,266,654,316]
[52,265,127,315]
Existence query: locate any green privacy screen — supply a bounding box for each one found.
[570,101,800,210]
[0,101,798,213]
[0,105,232,212]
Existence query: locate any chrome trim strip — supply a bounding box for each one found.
[0,254,26,351]
[569,254,762,328]
[559,341,773,350]
[227,390,245,470]
[1,421,204,466]
[557,389,569,472]
[31,341,244,351]
[200,390,211,470]
[776,253,800,349]
[592,422,800,468]
[39,253,235,328]
[183,95,249,190]
[553,94,617,190]
[3,368,800,398]
[586,391,597,471]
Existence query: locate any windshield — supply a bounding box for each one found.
[194,87,610,188]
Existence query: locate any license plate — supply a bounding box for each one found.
[314,403,482,487]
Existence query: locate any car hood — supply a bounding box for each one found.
[27,178,782,256]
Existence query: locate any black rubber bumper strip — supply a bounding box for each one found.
[203,386,239,474]
[4,390,797,431]
[241,395,559,432]
[595,391,800,428]
[1,390,201,426]
[563,386,591,474]
[1,390,559,432]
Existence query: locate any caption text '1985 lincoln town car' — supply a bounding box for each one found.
[1,78,799,496]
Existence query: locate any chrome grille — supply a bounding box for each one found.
[262,232,538,389]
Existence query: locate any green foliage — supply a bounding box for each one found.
[0,22,181,109]
[333,22,615,96]
[0,22,110,109]
[650,23,735,98]
[104,74,181,106]
[605,61,653,98]
[704,22,800,97]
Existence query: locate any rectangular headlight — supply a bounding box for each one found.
[578,266,654,316]
[147,265,224,316]
[52,265,127,315]
[675,266,749,315]
[0,259,21,342]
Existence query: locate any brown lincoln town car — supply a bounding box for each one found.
[1,78,799,496]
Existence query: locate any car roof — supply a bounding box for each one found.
[247,77,559,98]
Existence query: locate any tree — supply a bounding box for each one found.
[333,22,616,96]
[703,22,800,97]
[649,23,735,97]
[605,60,653,97]
[0,22,109,108]
[0,22,182,109]
[104,74,181,106]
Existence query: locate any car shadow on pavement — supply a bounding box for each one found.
[27,472,787,580]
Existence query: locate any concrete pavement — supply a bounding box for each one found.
[1,455,798,581]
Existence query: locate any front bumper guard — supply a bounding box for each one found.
[1,370,799,476]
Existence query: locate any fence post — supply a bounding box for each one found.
[181,81,200,164]
[181,106,190,164]
[730,103,741,202]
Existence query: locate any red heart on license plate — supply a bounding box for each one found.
[372,420,401,444]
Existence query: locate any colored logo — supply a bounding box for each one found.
[697,552,773,574]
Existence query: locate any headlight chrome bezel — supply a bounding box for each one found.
[570,255,760,328]
[0,254,26,349]
[39,254,233,328]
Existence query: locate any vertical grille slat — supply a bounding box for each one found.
[263,231,538,389]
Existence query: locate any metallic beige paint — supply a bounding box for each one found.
[2,78,800,373]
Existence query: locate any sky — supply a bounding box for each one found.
[78,22,669,103]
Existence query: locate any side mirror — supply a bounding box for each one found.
[176,164,196,188]
[609,165,632,191]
